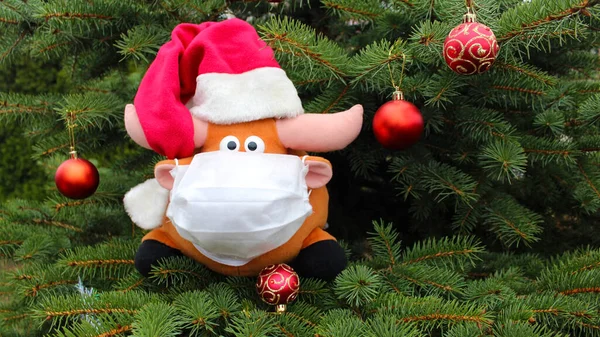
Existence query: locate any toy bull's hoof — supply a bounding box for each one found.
[134,239,184,277]
[289,240,347,281]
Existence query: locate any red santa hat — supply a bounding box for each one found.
[133,18,303,159]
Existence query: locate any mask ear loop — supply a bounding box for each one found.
[169,158,180,180]
[301,155,313,197]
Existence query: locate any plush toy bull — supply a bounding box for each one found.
[123,19,363,281]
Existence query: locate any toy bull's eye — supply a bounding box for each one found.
[244,136,265,153]
[220,136,240,152]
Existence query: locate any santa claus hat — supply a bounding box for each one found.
[133,18,303,159]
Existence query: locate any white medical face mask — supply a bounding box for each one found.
[166,151,313,266]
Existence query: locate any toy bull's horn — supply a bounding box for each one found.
[276,104,364,152]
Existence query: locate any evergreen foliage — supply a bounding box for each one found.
[0,0,599,336]
[0,57,68,202]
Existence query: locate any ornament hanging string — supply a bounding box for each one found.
[67,110,78,159]
[387,42,407,100]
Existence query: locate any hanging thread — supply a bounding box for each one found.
[387,41,407,100]
[67,110,78,159]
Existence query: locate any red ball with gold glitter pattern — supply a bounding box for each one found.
[443,22,499,75]
[256,264,299,307]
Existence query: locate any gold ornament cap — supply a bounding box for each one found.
[463,6,477,22]
[275,304,287,314]
[392,90,404,101]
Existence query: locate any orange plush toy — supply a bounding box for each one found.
[123,19,363,281]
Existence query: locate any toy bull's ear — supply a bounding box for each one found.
[304,157,333,189]
[155,161,177,190]
[124,104,151,149]
[277,104,363,152]
[125,104,209,152]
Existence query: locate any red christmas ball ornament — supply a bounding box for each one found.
[443,20,499,75]
[373,91,424,150]
[256,263,299,313]
[55,155,99,199]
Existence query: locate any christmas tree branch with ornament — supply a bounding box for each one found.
[0,0,599,336]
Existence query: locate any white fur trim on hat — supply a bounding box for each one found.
[189,67,304,124]
[123,178,169,230]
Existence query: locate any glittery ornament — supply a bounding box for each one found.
[443,12,499,75]
[256,263,299,313]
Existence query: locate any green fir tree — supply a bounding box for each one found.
[1,0,600,336]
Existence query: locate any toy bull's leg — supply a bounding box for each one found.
[134,240,184,277]
[289,228,347,281]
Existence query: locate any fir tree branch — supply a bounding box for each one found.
[54,199,97,212]
[295,78,329,86]
[30,218,82,232]
[96,325,132,337]
[532,308,560,314]
[321,85,350,114]
[259,18,349,82]
[391,0,414,7]
[401,249,476,266]
[0,240,23,245]
[498,0,599,41]
[577,321,600,331]
[44,308,138,319]
[43,12,114,20]
[322,0,379,19]
[65,259,134,267]
[490,210,529,240]
[154,268,204,279]
[26,280,78,297]
[265,35,345,77]
[3,313,28,322]
[368,220,402,268]
[14,274,34,280]
[492,85,545,96]
[37,41,73,54]
[398,313,492,324]
[41,143,70,156]
[0,17,18,24]
[571,262,600,275]
[578,161,600,199]
[278,312,318,328]
[0,32,25,62]
[494,62,556,86]
[559,287,600,295]
[276,323,295,337]
[389,270,457,292]
[118,278,144,293]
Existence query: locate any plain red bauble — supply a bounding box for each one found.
[54,158,100,199]
[256,263,300,306]
[443,22,499,75]
[373,99,424,150]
